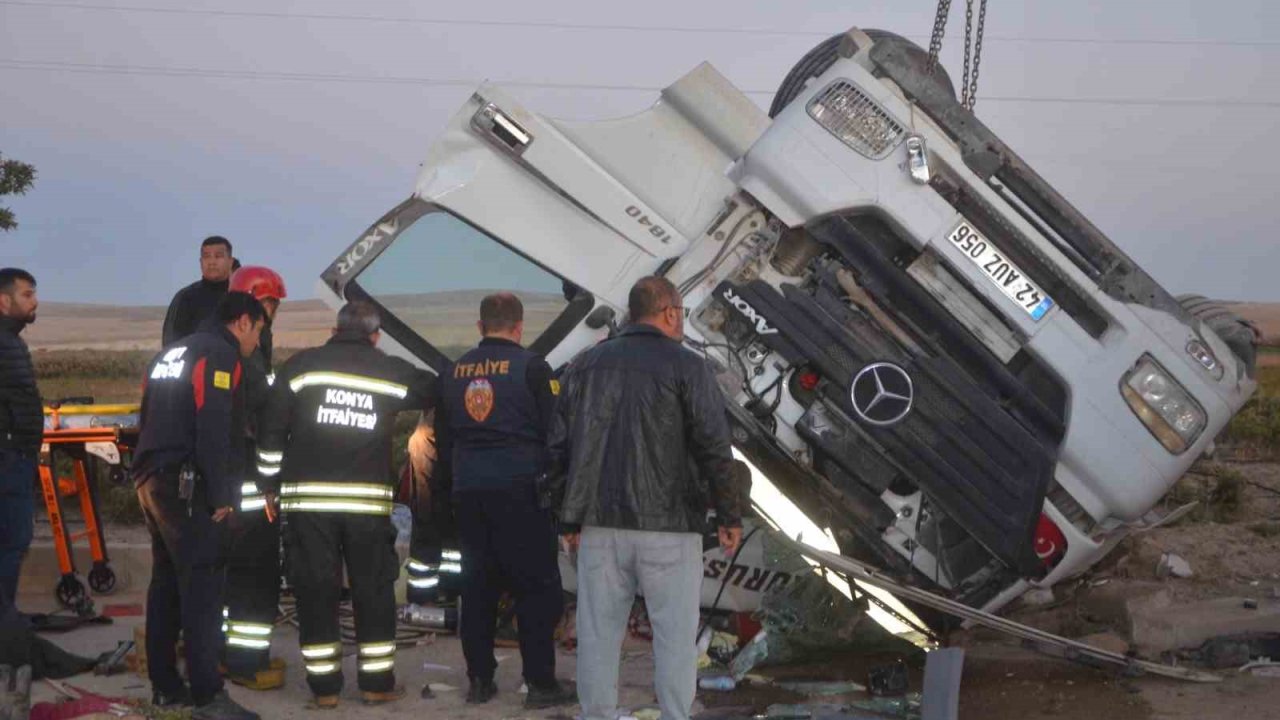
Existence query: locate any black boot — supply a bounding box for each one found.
[151,685,193,708]
[465,677,498,704]
[191,690,260,720]
[525,679,577,709]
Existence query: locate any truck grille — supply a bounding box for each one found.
[807,80,905,160]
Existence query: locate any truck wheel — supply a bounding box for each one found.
[1177,294,1260,375]
[769,30,957,118]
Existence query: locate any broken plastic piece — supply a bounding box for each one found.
[1156,553,1194,579]
[729,629,770,680]
[698,675,737,691]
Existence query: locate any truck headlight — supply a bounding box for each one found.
[1121,356,1206,454]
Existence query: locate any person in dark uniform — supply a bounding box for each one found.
[256,301,434,710]
[162,236,234,346]
[220,266,289,690]
[434,292,575,708]
[132,292,266,720]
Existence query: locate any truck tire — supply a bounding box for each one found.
[1177,294,1259,375]
[769,30,956,118]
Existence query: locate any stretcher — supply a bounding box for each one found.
[39,398,140,614]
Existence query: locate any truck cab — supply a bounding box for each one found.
[318,28,1257,615]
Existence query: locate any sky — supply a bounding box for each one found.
[1,0,1278,305]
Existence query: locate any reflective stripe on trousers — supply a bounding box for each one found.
[239,482,267,512]
[301,642,342,676]
[280,482,394,515]
[358,642,396,674]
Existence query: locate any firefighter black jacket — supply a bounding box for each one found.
[133,326,247,511]
[256,333,436,508]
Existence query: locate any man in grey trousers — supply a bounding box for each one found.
[548,276,744,720]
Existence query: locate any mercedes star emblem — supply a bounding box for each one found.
[850,362,914,427]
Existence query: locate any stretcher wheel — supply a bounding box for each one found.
[56,574,87,609]
[89,565,117,595]
[108,467,128,486]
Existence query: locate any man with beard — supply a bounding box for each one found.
[0,268,41,609]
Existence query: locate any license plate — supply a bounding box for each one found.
[946,221,1055,321]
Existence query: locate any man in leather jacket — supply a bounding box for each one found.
[548,276,745,720]
[0,269,41,608]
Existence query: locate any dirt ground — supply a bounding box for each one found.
[18,461,1280,719]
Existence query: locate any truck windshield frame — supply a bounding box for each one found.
[326,198,593,371]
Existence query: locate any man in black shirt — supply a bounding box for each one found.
[162,236,234,346]
[0,268,41,608]
[133,292,265,720]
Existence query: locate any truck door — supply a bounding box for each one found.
[319,67,767,372]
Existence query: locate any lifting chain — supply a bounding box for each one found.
[928,0,989,109]
[961,0,989,110]
[926,0,953,73]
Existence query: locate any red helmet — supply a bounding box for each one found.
[230,266,287,302]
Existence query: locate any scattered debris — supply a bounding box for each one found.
[764,702,894,719]
[0,664,32,720]
[1156,552,1194,579]
[98,604,142,619]
[1240,658,1280,677]
[1021,588,1057,607]
[1192,634,1280,669]
[851,693,922,718]
[867,661,909,697]
[1077,633,1130,656]
[92,641,133,676]
[776,680,867,697]
[783,536,1222,682]
[699,675,738,691]
[730,629,771,680]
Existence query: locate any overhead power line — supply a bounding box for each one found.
[3,0,1279,48]
[4,58,1280,109]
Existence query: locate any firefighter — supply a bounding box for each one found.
[433,292,575,708]
[132,292,265,720]
[256,301,435,709]
[221,266,288,690]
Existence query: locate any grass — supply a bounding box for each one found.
[1219,364,1280,459]
[1167,462,1245,524]
[34,350,151,405]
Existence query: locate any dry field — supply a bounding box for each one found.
[24,291,566,354]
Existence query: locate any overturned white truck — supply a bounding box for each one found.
[319,29,1258,618]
